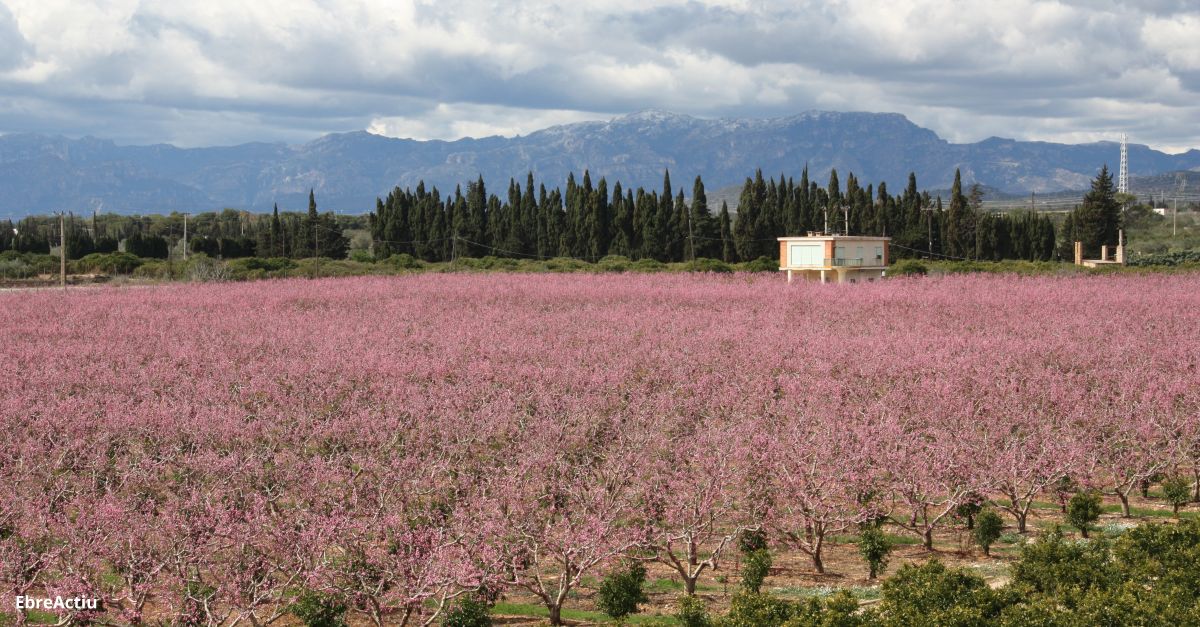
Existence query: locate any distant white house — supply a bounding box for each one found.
[778,233,890,284]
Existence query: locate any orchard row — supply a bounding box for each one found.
[2,273,1197,625]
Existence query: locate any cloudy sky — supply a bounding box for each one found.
[0,0,1198,151]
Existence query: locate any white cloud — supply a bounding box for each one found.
[0,0,1195,152]
[367,104,606,140]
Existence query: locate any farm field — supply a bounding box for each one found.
[2,272,1200,626]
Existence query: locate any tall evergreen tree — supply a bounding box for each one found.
[1062,165,1122,259]
[689,176,715,259]
[718,201,734,262]
[945,170,976,259]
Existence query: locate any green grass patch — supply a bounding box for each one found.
[967,561,1012,579]
[1099,503,1197,519]
[491,602,678,624]
[646,577,685,593]
[831,532,921,546]
[769,585,881,601]
[998,532,1026,545]
[1,610,60,626]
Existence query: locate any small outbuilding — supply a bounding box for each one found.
[778,233,891,284]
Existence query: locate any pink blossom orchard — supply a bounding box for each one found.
[1,272,1199,625]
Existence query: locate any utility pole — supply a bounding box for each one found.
[58,211,66,289]
[923,201,933,257]
[183,213,189,260]
[843,204,850,236]
[1174,198,1178,237]
[687,208,695,262]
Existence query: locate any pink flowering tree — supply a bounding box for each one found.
[756,416,884,573]
[640,424,756,594]
[489,418,646,626]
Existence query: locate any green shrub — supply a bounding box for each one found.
[708,591,860,627]
[738,529,768,554]
[737,256,777,273]
[0,258,33,278]
[1011,526,1114,596]
[889,259,928,276]
[290,590,347,627]
[1068,492,1103,538]
[184,255,230,282]
[475,255,520,271]
[675,594,710,627]
[0,252,58,276]
[226,257,297,280]
[974,510,1005,556]
[1161,475,1192,516]
[712,593,792,627]
[348,248,375,263]
[381,253,422,269]
[858,524,893,579]
[290,258,374,278]
[684,258,733,273]
[956,494,985,530]
[596,562,649,619]
[132,260,177,280]
[596,255,631,273]
[741,549,772,594]
[875,560,1006,625]
[441,596,491,627]
[630,258,666,272]
[76,251,143,275]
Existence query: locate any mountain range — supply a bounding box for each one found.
[2,110,1198,218]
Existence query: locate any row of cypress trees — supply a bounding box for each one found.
[371,168,1060,263]
[370,172,732,263]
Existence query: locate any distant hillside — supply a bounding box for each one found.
[2,110,1198,218]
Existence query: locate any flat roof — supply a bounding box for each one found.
[778,235,891,241]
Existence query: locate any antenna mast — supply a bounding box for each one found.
[1118,132,1129,194]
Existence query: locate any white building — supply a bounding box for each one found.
[778,233,891,284]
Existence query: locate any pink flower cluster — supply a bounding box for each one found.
[1,272,1198,625]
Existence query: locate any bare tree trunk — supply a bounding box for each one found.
[812,536,825,574]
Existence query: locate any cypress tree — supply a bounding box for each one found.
[689,175,714,259]
[585,177,610,260]
[1064,165,1121,258]
[653,170,675,261]
[466,176,488,256]
[609,182,632,257]
[825,169,842,234]
[718,201,734,262]
[672,188,688,261]
[945,169,975,259]
[269,203,283,257]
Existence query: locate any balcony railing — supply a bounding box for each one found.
[787,257,886,268]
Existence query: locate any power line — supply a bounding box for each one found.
[889,242,975,262]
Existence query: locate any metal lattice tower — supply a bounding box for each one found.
[1118,132,1129,194]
